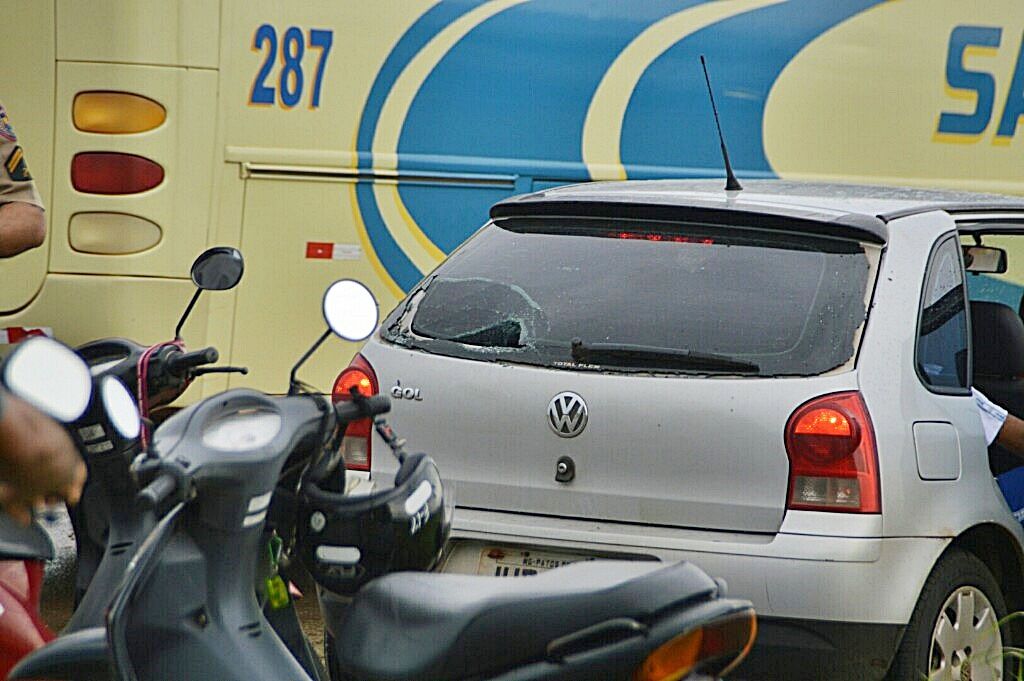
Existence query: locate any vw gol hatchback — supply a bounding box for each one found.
[337,180,1024,679]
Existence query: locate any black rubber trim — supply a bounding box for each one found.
[880,202,1024,222]
[734,615,904,681]
[490,198,888,244]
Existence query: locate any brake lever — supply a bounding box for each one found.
[191,366,249,376]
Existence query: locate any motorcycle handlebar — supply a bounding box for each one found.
[335,395,390,422]
[136,473,177,510]
[166,347,219,377]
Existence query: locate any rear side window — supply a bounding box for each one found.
[917,236,969,392]
[383,219,875,377]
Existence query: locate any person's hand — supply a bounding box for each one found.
[0,393,86,524]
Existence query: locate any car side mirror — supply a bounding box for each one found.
[963,245,1008,274]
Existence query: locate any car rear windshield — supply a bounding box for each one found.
[382,218,875,377]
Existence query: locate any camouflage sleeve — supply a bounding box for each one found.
[0,103,42,209]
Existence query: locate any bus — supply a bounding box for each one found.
[2,0,1022,395]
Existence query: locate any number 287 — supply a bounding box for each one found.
[249,25,333,109]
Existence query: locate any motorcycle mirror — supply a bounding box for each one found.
[2,336,92,423]
[100,376,141,440]
[191,247,244,291]
[175,247,245,339]
[287,280,379,394]
[323,279,379,342]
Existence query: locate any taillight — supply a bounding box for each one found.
[73,92,166,134]
[331,354,378,472]
[634,609,757,681]
[71,152,164,195]
[784,391,880,513]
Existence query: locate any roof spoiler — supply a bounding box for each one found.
[490,197,888,245]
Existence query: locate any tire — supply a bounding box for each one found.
[887,548,1012,680]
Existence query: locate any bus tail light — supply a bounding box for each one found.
[73,92,166,134]
[784,391,880,513]
[71,152,164,195]
[331,354,378,472]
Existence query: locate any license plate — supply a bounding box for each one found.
[476,546,594,577]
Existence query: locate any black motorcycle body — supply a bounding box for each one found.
[13,388,341,681]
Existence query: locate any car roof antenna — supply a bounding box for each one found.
[700,55,742,192]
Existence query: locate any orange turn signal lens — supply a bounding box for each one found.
[793,408,852,437]
[73,91,166,134]
[634,629,702,681]
[635,610,757,681]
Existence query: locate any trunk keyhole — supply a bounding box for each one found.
[555,456,575,483]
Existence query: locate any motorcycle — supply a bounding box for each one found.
[0,513,56,677]
[8,279,756,681]
[0,333,104,678]
[9,246,319,675]
[70,245,247,608]
[64,246,327,680]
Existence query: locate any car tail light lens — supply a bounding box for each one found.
[785,391,880,513]
[331,354,378,471]
[634,609,757,681]
[71,152,164,195]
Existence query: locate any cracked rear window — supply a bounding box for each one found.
[383,218,876,376]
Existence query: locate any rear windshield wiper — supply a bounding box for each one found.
[447,319,524,348]
[570,339,760,374]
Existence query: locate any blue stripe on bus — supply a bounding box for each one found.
[354,181,425,291]
[620,0,883,174]
[355,0,489,163]
[355,0,887,291]
[397,0,701,168]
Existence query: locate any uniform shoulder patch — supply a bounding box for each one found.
[5,146,31,182]
[0,106,17,143]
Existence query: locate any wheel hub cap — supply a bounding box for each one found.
[929,586,1003,680]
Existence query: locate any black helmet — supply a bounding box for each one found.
[296,451,450,596]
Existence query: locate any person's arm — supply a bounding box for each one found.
[0,390,86,524]
[996,413,1024,460]
[0,201,44,257]
[0,103,45,258]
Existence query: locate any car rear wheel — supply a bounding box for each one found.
[888,549,1010,680]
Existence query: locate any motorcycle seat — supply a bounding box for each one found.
[333,559,718,681]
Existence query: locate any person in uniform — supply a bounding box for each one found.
[975,388,1024,453]
[0,102,45,257]
[0,100,84,521]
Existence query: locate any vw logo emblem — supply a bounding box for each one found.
[548,392,588,438]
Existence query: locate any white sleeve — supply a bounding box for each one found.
[973,387,1008,446]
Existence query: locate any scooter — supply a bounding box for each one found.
[0,515,56,678]
[70,246,247,607]
[8,280,756,681]
[61,247,326,680]
[0,333,108,678]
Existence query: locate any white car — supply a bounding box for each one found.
[338,180,1024,679]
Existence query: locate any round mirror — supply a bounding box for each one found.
[3,337,91,422]
[323,280,379,342]
[190,247,244,291]
[100,376,141,440]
